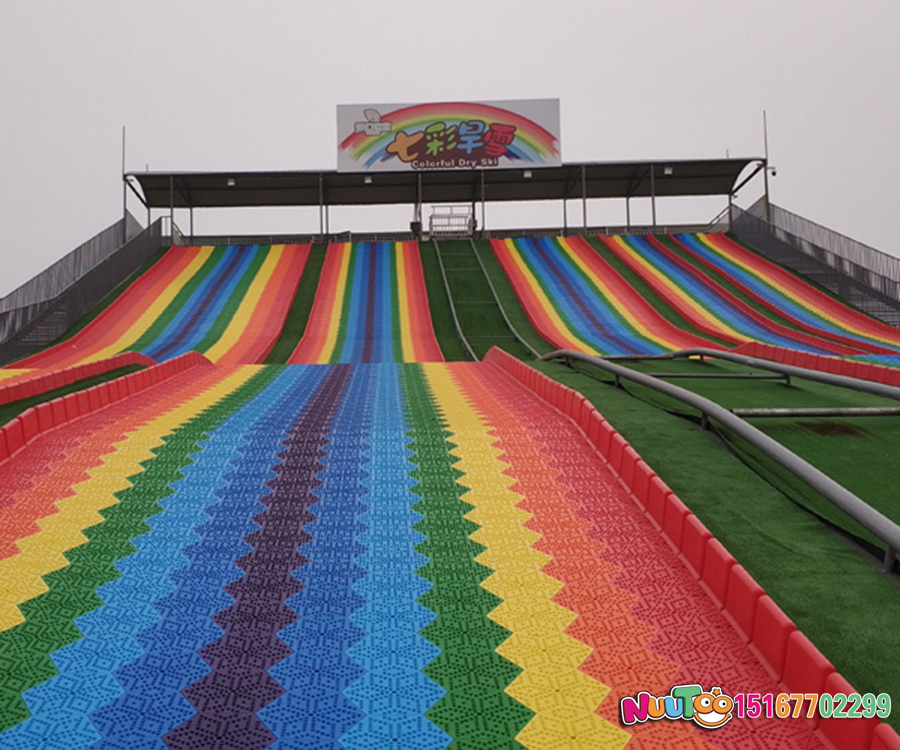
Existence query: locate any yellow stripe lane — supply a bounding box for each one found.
[203,245,283,362]
[85,246,217,363]
[423,363,629,749]
[0,365,258,632]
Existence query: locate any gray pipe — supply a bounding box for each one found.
[538,349,900,573]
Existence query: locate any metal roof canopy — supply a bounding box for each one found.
[125,157,765,236]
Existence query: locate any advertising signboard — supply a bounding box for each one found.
[337,99,561,172]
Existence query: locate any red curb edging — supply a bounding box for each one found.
[0,351,212,469]
[0,352,156,407]
[483,345,899,750]
[733,341,900,388]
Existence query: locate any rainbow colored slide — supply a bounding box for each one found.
[0,358,848,749]
[491,235,718,355]
[672,233,900,355]
[289,241,444,363]
[11,244,310,369]
[601,234,864,355]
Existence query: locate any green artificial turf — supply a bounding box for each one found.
[526,355,900,727]
[0,365,146,429]
[264,243,327,364]
[428,256,900,720]
[418,241,472,362]
[582,236,735,348]
[470,240,554,357]
[433,240,531,360]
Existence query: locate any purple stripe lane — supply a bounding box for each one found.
[162,365,353,750]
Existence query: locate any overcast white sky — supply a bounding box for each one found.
[2,1,898,297]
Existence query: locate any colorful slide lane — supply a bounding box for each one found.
[672,234,900,354]
[10,244,310,370]
[601,235,863,355]
[289,241,444,364]
[492,235,718,356]
[0,360,843,749]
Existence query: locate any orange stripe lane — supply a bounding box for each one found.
[449,362,720,749]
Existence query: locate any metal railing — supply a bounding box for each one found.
[732,202,900,325]
[0,219,167,365]
[540,347,900,573]
[0,212,142,314]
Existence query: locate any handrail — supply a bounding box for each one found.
[602,347,900,402]
[538,348,900,573]
[432,239,477,362]
[469,239,541,359]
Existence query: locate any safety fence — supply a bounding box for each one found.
[732,203,900,326]
[0,220,166,365]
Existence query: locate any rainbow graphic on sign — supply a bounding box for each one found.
[337,99,561,172]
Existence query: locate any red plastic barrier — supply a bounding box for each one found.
[750,595,797,682]
[872,724,900,750]
[0,351,212,470]
[733,342,900,388]
[680,515,712,579]
[645,476,670,529]
[0,351,155,407]
[20,409,40,444]
[607,433,627,474]
[723,565,764,643]
[483,345,893,739]
[781,631,835,727]
[5,419,25,457]
[64,393,80,422]
[661,494,690,551]
[35,403,54,433]
[818,673,879,750]
[699,538,735,610]
[51,398,67,426]
[630,461,654,509]
[619,446,641,488]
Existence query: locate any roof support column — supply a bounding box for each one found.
[582,164,587,231]
[169,175,175,244]
[415,172,423,236]
[318,173,324,238]
[480,169,486,236]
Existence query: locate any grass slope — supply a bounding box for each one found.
[422,242,900,723]
[418,241,471,362]
[434,240,531,360]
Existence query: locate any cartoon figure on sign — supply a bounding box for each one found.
[692,687,734,729]
[353,109,392,137]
